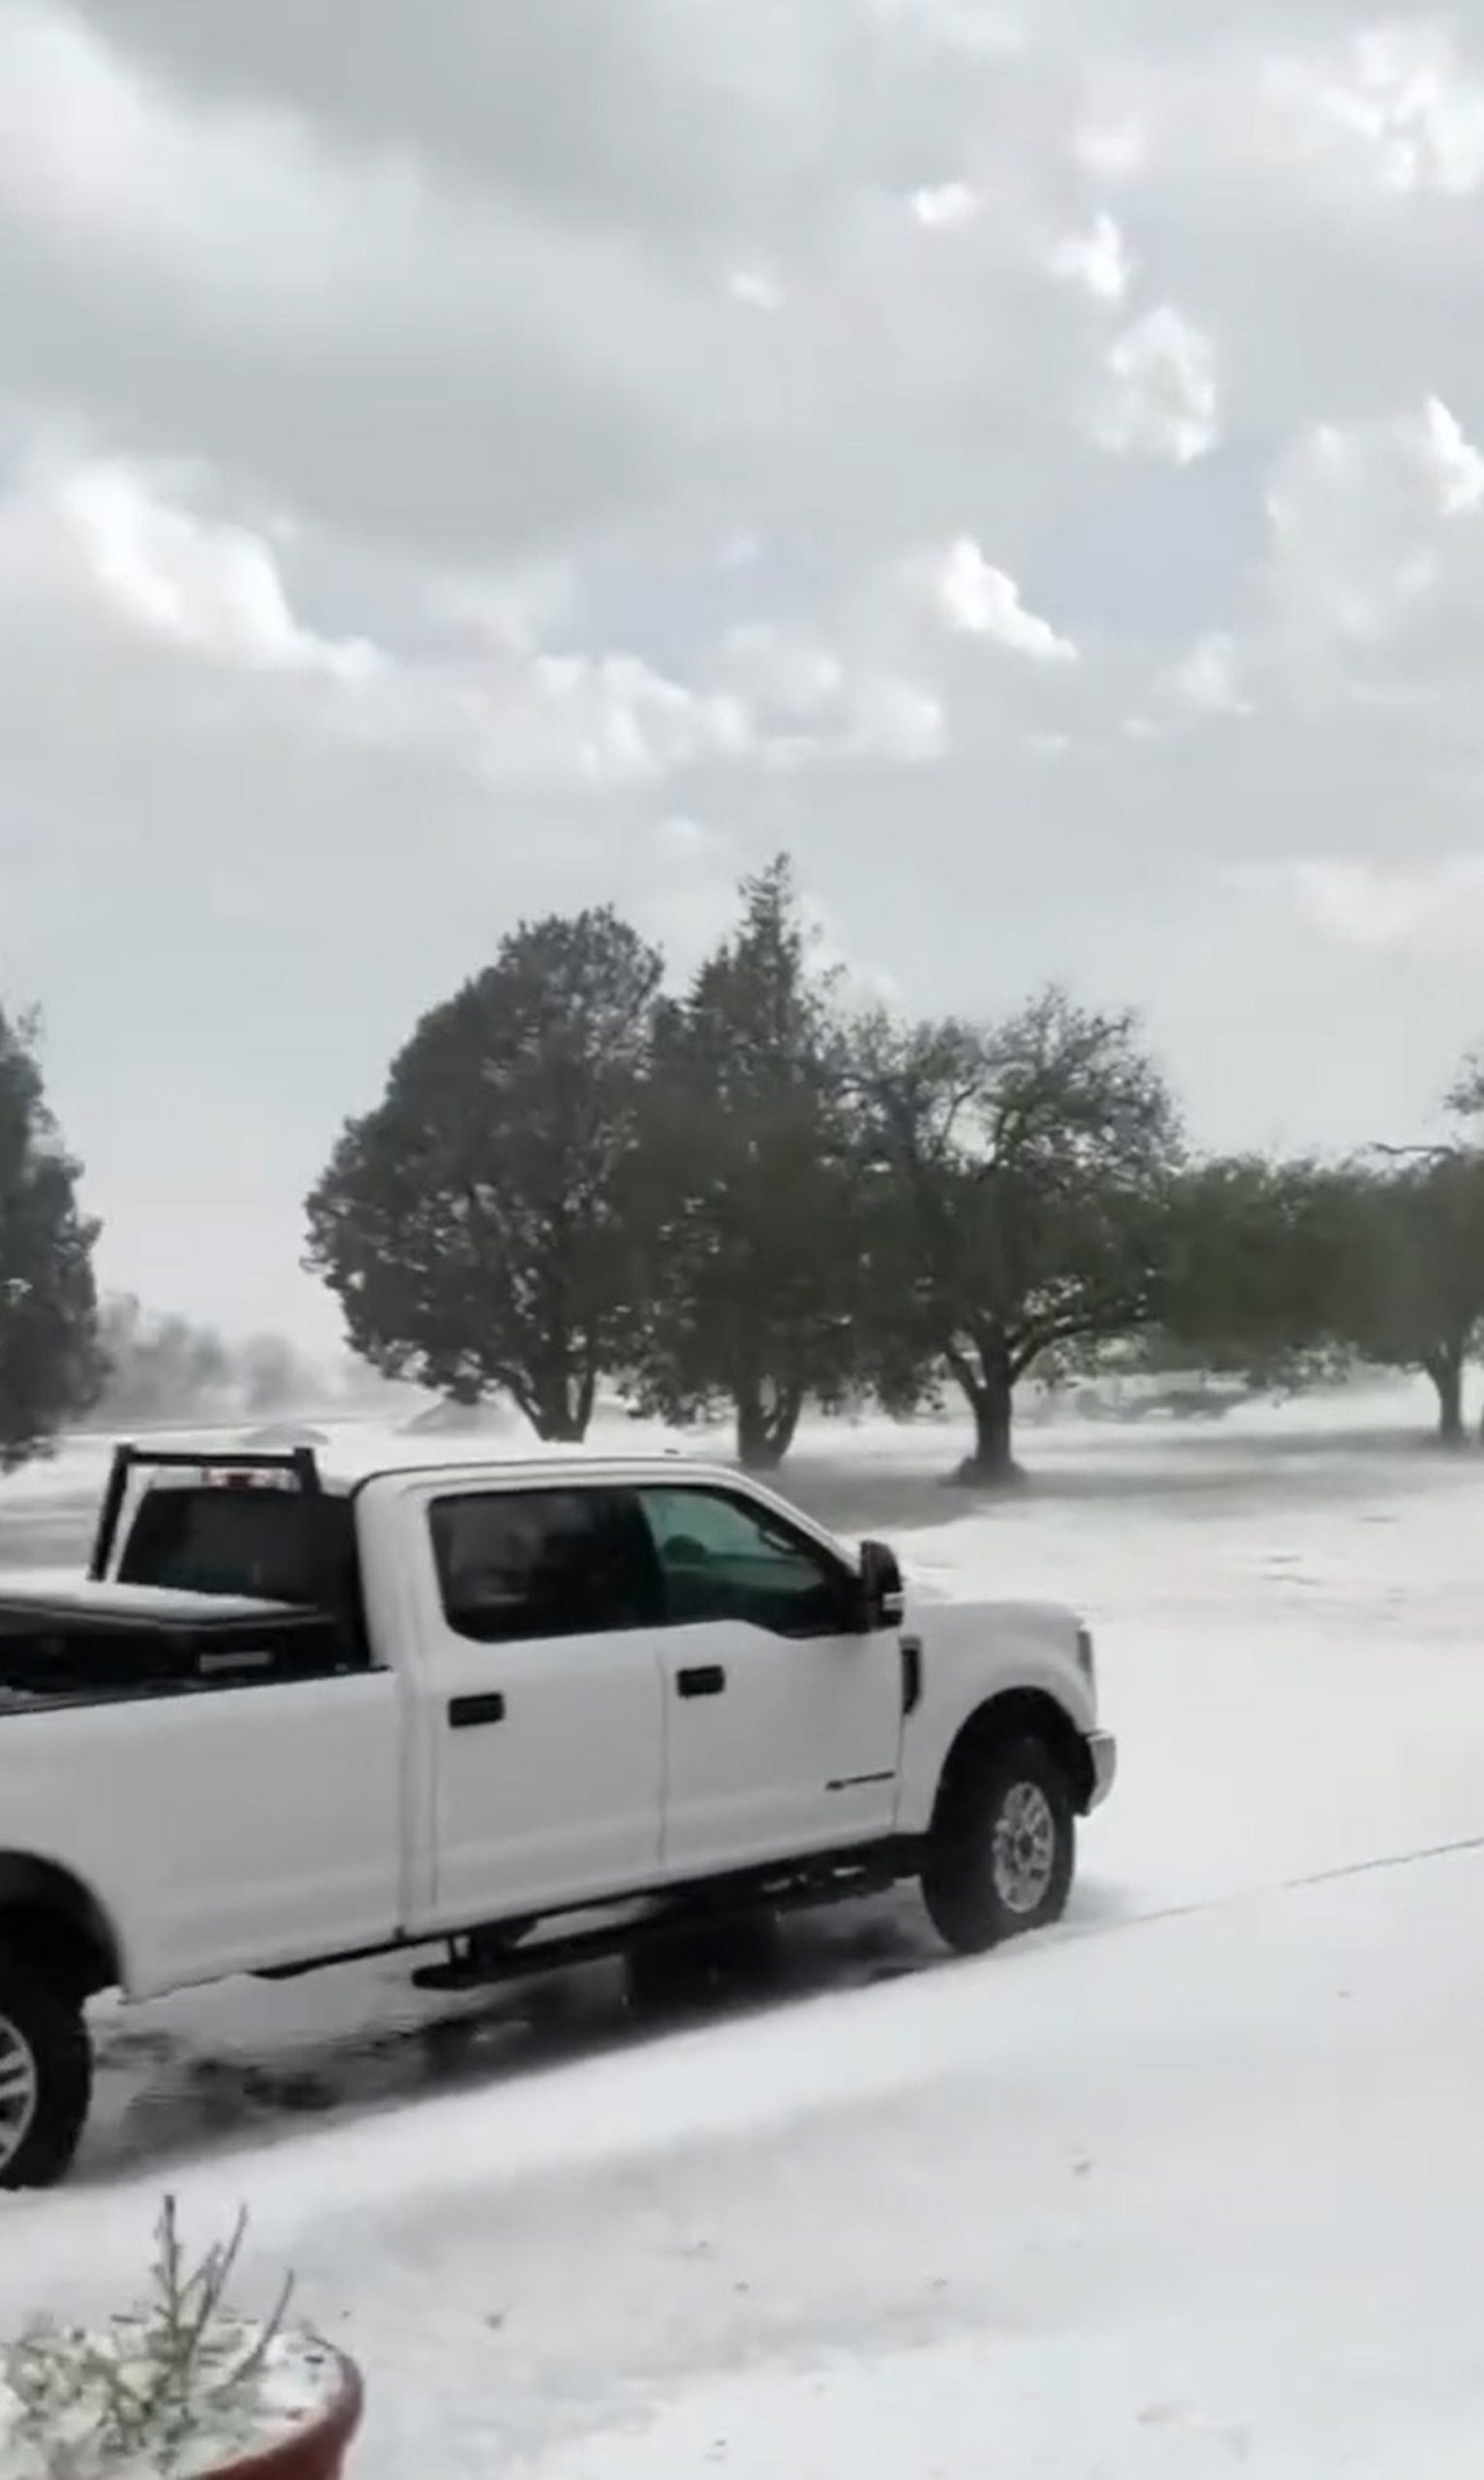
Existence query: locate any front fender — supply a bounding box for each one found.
[895,1595,1098,1834]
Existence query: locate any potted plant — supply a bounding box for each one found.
[0,2201,362,2480]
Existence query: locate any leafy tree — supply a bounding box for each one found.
[306,909,663,1441]
[1444,1048,1484,1439]
[630,857,861,1470]
[853,988,1182,1479]
[237,1333,322,1418]
[94,1298,234,1426]
[0,1009,104,1467]
[1335,1152,1484,1444]
[94,1306,323,1426]
[1158,1154,1358,1389]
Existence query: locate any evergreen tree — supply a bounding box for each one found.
[0,1010,104,1467]
[632,857,861,1469]
[306,909,662,1441]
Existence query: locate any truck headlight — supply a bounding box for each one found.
[1075,1623,1096,1685]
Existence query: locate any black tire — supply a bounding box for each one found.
[0,1948,93,2190]
[921,1733,1075,1956]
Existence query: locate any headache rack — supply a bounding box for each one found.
[88,1442,325,1583]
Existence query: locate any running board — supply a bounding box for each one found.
[410,1852,915,1993]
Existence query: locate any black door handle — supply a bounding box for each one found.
[449,1691,506,1729]
[677,1664,727,1699]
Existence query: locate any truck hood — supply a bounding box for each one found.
[904,1574,1085,1636]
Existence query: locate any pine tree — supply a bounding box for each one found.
[631,858,862,1470]
[0,1010,104,1468]
[306,909,662,1441]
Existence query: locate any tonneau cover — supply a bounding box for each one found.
[0,1575,305,1629]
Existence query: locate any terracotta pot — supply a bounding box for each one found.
[193,2354,363,2480]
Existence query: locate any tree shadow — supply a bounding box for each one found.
[782,1421,1463,1539]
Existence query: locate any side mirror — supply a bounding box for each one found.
[858,1538,905,1632]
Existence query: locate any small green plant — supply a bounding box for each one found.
[1,2199,306,2480]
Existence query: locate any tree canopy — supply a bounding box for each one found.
[1159,1154,1358,1389]
[301,875,1484,1472]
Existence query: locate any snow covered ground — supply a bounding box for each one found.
[4,1388,1484,2475]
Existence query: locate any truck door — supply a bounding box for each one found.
[637,1482,904,1878]
[407,1481,667,1928]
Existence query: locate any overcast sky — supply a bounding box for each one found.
[2,0,1483,1342]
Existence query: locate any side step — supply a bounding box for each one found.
[409,1857,910,1996]
[412,1920,614,1993]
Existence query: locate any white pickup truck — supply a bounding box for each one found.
[0,1440,1115,2187]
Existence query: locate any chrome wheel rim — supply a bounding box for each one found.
[992,1782,1058,1916]
[0,2012,37,2175]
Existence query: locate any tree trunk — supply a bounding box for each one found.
[950,1360,1018,1486]
[1425,1347,1467,1447]
[531,1405,588,1442]
[527,1374,592,1442]
[735,1380,803,1472]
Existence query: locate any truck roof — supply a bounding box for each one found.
[86,1438,815,1602]
[136,1434,727,1495]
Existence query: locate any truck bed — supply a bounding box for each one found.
[0,1578,356,1712]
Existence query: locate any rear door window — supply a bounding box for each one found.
[428,1487,661,1645]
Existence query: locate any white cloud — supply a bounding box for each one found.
[930,539,1077,661]
[844,675,947,764]
[0,450,378,682]
[1048,210,1132,304]
[1161,634,1251,717]
[0,439,973,801]
[869,0,1023,59]
[513,655,754,789]
[429,561,576,656]
[0,2,758,562]
[1097,305,1220,465]
[0,2,438,325]
[727,267,784,312]
[1261,397,1484,667]
[1072,118,1149,182]
[1233,856,1484,952]
[1271,23,1484,198]
[1421,396,1484,517]
[910,180,981,230]
[719,625,846,715]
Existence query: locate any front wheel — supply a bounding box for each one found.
[921,1735,1075,1956]
[0,1950,93,2190]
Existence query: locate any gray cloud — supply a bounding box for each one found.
[1,0,1483,1331]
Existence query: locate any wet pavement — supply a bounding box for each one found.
[82,1898,943,2188]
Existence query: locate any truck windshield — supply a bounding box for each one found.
[117,1486,355,1607]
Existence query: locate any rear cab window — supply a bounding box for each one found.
[113,1481,368,1666]
[119,1483,355,1604]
